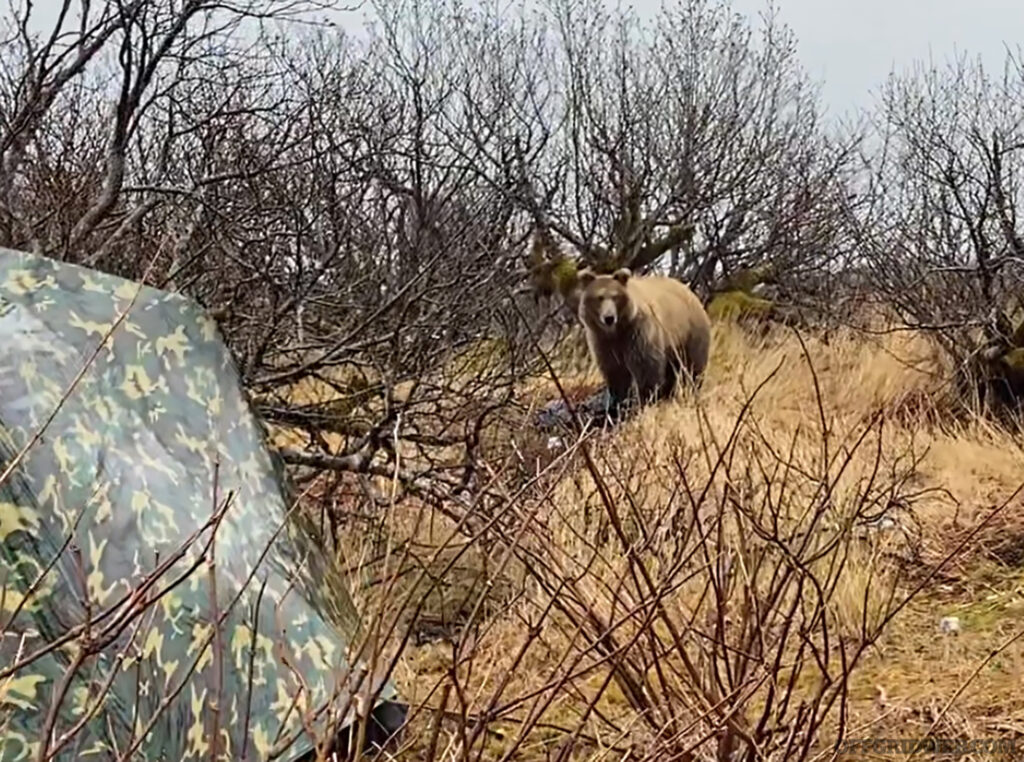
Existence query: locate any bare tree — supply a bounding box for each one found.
[500,0,858,320]
[849,50,1024,414]
[0,0,344,258]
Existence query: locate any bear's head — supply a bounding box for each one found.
[577,267,633,333]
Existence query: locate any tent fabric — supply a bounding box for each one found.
[0,247,399,761]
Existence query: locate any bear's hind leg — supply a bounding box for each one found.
[655,358,679,401]
[679,331,710,390]
[652,341,698,402]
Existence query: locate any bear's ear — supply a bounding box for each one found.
[612,268,631,285]
[577,268,596,288]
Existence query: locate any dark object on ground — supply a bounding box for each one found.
[0,246,402,761]
[295,700,410,760]
[534,387,639,431]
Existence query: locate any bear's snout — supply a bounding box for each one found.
[597,300,618,328]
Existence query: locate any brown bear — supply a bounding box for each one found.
[576,267,711,412]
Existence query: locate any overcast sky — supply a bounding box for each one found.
[21,0,1024,121]
[656,0,1023,121]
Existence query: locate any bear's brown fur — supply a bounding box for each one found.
[577,267,711,409]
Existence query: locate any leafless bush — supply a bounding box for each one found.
[848,50,1024,413]
[309,342,1014,762]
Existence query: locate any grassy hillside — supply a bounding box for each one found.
[300,318,1024,760]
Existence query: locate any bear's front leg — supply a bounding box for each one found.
[604,369,634,415]
[627,351,666,406]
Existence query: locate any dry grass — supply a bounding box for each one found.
[305,319,1024,760]
[692,323,1024,739]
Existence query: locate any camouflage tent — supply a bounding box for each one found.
[0,247,404,761]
